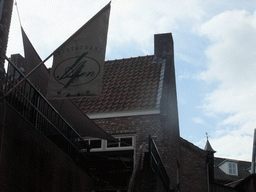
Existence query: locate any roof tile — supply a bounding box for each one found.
[73,55,163,113]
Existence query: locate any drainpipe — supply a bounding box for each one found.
[251,129,256,174]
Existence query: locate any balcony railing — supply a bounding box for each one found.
[2,56,91,166]
[149,135,170,190]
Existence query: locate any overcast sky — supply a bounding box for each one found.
[6,0,256,161]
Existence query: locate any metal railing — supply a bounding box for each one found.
[2,57,91,165]
[149,135,170,190]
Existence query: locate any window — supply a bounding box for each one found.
[84,135,134,152]
[120,137,133,147]
[219,161,238,176]
[107,139,119,148]
[107,137,133,149]
[228,162,237,175]
[84,139,103,150]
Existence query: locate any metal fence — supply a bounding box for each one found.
[149,135,170,191]
[2,57,91,166]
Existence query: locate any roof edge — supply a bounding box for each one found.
[86,108,160,119]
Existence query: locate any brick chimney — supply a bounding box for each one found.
[154,33,181,189]
[154,33,177,119]
[154,33,174,58]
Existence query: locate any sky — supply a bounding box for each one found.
[6,0,256,161]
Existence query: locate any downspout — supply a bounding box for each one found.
[207,162,210,192]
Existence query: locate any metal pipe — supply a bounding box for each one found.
[251,129,256,174]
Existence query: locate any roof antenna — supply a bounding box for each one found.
[15,0,22,27]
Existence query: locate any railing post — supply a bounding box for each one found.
[149,135,152,169]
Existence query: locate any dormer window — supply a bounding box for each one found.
[219,161,238,176]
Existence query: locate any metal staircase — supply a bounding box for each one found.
[2,57,91,169]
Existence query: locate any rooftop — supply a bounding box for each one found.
[214,157,251,184]
[72,56,165,114]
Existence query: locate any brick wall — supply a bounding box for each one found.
[0,0,13,92]
[155,33,181,188]
[92,114,178,187]
[180,138,208,192]
[0,103,94,191]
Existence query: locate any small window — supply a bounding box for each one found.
[120,137,132,147]
[228,162,237,175]
[107,139,119,148]
[90,140,102,149]
[85,135,134,151]
[107,137,133,148]
[85,139,102,149]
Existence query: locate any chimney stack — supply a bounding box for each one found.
[154,33,174,58]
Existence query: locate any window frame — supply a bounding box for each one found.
[228,162,238,176]
[83,134,135,152]
[84,138,104,151]
[106,135,134,151]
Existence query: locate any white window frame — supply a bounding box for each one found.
[83,134,135,152]
[228,162,238,176]
[105,135,135,151]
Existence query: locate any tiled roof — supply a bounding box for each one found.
[214,157,251,184]
[73,55,164,114]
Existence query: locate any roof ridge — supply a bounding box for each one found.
[215,157,252,163]
[106,55,154,62]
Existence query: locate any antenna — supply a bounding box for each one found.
[15,0,22,27]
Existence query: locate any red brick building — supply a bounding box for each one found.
[72,33,210,191]
[3,2,254,191]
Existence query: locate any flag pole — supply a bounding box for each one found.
[3,52,54,97]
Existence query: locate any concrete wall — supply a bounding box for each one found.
[0,103,94,191]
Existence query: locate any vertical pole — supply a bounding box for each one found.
[251,129,256,174]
